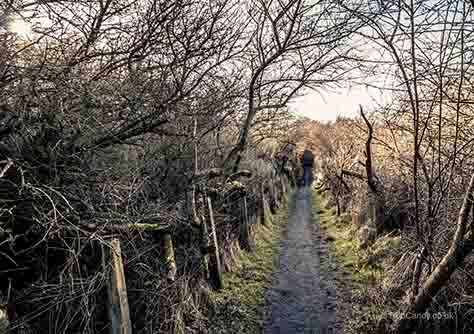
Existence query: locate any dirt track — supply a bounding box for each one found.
[264,183,342,334]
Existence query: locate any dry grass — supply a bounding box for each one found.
[207,192,293,334]
[314,189,402,334]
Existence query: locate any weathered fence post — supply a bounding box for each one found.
[280,173,287,199]
[274,177,281,208]
[205,196,223,290]
[267,180,277,215]
[352,207,361,227]
[191,118,199,224]
[259,182,266,225]
[186,188,207,282]
[105,238,132,334]
[0,278,10,332]
[252,193,259,226]
[239,195,252,251]
[286,163,296,189]
[163,233,177,282]
[200,213,210,280]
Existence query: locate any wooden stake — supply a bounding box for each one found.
[106,238,132,334]
[191,119,200,225]
[280,174,286,199]
[276,178,282,207]
[259,182,266,225]
[200,213,210,280]
[163,233,177,282]
[206,196,223,290]
[271,179,280,211]
[239,196,251,251]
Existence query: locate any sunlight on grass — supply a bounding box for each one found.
[313,190,394,285]
[313,189,403,334]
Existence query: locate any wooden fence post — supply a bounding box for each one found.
[105,238,132,334]
[163,233,177,282]
[239,196,249,250]
[188,189,208,281]
[206,196,223,290]
[200,213,210,280]
[273,178,281,209]
[251,195,258,226]
[285,166,295,189]
[280,174,287,198]
[268,179,277,215]
[259,182,266,225]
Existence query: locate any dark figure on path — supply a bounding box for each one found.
[301,150,314,186]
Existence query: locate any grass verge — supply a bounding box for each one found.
[207,192,293,334]
[313,189,399,284]
[313,189,401,334]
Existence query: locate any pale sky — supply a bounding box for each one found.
[290,85,388,122]
[7,15,32,38]
[8,15,388,123]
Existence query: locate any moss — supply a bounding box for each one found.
[163,233,175,263]
[224,180,245,191]
[314,191,387,282]
[127,223,170,230]
[208,192,293,334]
[314,190,401,334]
[354,266,384,284]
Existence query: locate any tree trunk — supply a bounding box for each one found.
[396,173,474,333]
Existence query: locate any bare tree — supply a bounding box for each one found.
[337,0,474,331]
[223,0,361,172]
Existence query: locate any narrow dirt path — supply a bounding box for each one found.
[264,180,341,333]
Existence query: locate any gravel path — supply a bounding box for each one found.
[264,180,341,334]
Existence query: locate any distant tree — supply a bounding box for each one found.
[337,0,474,331]
[223,0,363,172]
